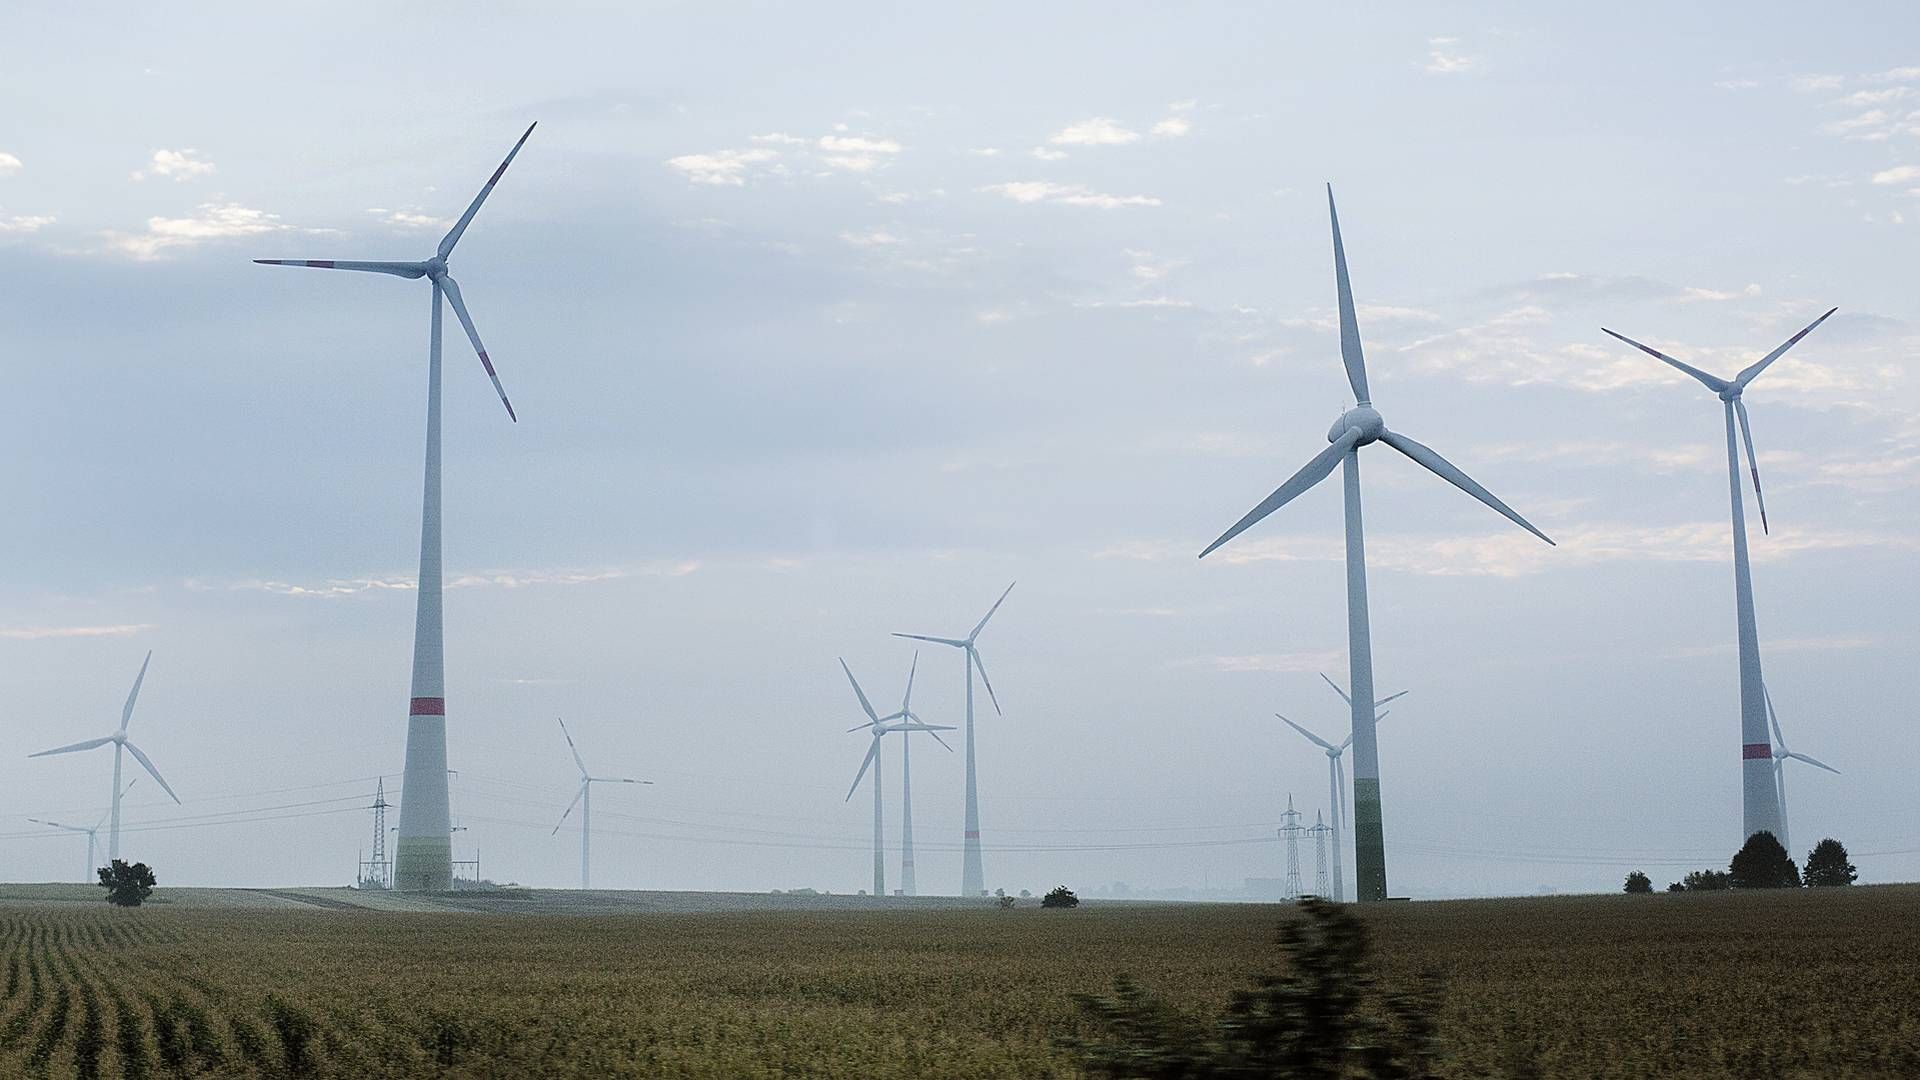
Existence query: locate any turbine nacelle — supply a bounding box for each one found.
[1327,405,1385,446]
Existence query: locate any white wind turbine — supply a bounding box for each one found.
[1199,187,1553,901]
[842,657,953,896]
[894,582,1014,896]
[1601,307,1836,844]
[256,124,537,891]
[1275,674,1406,903]
[881,653,954,896]
[30,780,137,882]
[1764,685,1839,857]
[551,718,651,890]
[29,652,180,861]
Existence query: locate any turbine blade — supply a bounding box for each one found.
[122,650,152,732]
[1764,684,1786,750]
[1734,398,1769,535]
[1373,689,1409,708]
[558,718,587,777]
[927,728,954,752]
[1319,673,1353,707]
[252,259,428,278]
[846,739,880,801]
[440,122,538,259]
[1380,430,1555,546]
[970,646,1002,715]
[1276,713,1336,752]
[1734,307,1838,389]
[29,736,115,758]
[839,658,881,723]
[439,276,517,422]
[892,633,968,648]
[1339,732,1353,751]
[1327,184,1370,404]
[1199,430,1359,559]
[121,742,180,804]
[551,782,585,834]
[1787,752,1839,775]
[902,650,919,714]
[1600,328,1730,393]
[970,582,1017,641]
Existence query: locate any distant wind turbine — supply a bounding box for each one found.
[894,582,1015,896]
[551,718,651,890]
[886,653,954,896]
[1277,673,1405,903]
[29,652,179,861]
[256,123,538,891]
[1764,686,1838,857]
[1601,307,1835,843]
[31,779,137,882]
[1200,187,1553,901]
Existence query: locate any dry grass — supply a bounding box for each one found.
[0,884,1913,1077]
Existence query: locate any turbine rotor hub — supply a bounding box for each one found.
[1327,405,1385,446]
[425,255,449,278]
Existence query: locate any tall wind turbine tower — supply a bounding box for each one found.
[29,652,180,860]
[1601,308,1835,844]
[1763,686,1839,856]
[551,718,651,890]
[890,653,955,896]
[256,124,538,890]
[895,582,1015,896]
[1200,187,1553,902]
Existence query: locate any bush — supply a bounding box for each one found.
[1681,869,1731,891]
[1042,886,1079,909]
[1065,897,1440,1079]
[1666,881,1686,893]
[997,895,1016,910]
[1623,871,1653,894]
[1729,831,1800,889]
[97,860,156,907]
[1803,838,1857,887]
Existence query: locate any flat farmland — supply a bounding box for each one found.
[0,883,1913,1077]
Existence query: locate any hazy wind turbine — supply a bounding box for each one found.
[31,780,136,882]
[1199,187,1553,901]
[1601,308,1835,843]
[256,124,537,891]
[894,582,1015,896]
[1276,676,1404,903]
[29,652,180,861]
[1764,686,1838,856]
[551,718,650,890]
[887,653,954,896]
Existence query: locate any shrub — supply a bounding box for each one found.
[97,860,156,907]
[1623,871,1652,894]
[1066,897,1440,1079]
[1042,886,1079,909]
[997,895,1016,910]
[1681,869,1731,891]
[1803,838,1857,887]
[1729,831,1800,889]
[1666,881,1686,893]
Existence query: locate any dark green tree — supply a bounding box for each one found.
[1681,869,1731,891]
[1623,870,1652,894]
[1666,881,1686,893]
[1803,838,1857,887]
[97,860,156,907]
[1729,831,1800,888]
[1042,885,1079,909]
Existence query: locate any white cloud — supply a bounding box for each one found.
[1838,87,1911,107]
[131,148,215,182]
[1872,164,1920,185]
[0,212,55,234]
[0,151,22,177]
[0,623,153,640]
[1150,116,1193,137]
[839,229,901,247]
[1714,78,1762,90]
[666,148,780,186]
[1424,37,1477,74]
[1676,283,1762,302]
[105,202,295,259]
[816,135,901,154]
[749,133,808,146]
[980,181,1161,208]
[968,147,1003,157]
[1048,117,1140,146]
[1177,650,1346,674]
[1030,146,1069,161]
[1871,66,1920,83]
[366,207,447,230]
[1791,74,1845,93]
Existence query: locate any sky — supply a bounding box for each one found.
[2,2,1916,898]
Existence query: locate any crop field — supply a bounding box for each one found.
[0,884,1914,1077]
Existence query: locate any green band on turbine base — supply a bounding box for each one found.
[1352,778,1388,902]
[393,836,453,893]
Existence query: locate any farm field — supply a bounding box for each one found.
[0,883,1913,1077]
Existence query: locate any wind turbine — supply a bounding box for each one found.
[894,582,1015,896]
[1276,674,1404,903]
[1764,685,1839,857]
[887,653,954,896]
[1199,187,1553,901]
[256,123,537,891]
[550,718,650,890]
[31,780,137,882]
[1601,307,1835,844]
[29,652,180,861]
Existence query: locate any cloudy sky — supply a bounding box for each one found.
[2,3,1915,897]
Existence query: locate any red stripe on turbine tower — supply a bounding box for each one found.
[964,830,980,839]
[1742,742,1771,760]
[410,697,446,716]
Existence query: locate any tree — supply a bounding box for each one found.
[1623,870,1653,894]
[1666,881,1686,893]
[1803,838,1857,887]
[98,860,156,907]
[1681,869,1730,891]
[1729,831,1800,889]
[1042,885,1079,909]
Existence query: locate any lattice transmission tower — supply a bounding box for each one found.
[1310,810,1331,898]
[1279,795,1304,900]
[357,779,392,889]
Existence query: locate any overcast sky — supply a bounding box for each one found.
[2,3,1915,897]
